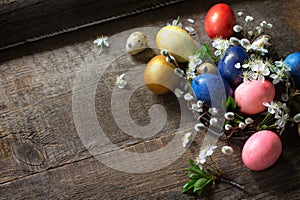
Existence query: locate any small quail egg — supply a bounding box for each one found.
[126,32,148,55]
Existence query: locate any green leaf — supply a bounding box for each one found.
[194,44,213,60]
[226,96,237,111]
[203,44,213,59]
[196,188,205,196]
[188,158,199,169]
[185,168,209,179]
[182,179,196,193]
[234,113,244,120]
[193,178,209,192]
[188,173,201,180]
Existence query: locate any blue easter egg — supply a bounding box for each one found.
[284,52,300,87]
[192,73,233,106]
[218,46,248,88]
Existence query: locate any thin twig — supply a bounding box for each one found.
[219,177,245,190]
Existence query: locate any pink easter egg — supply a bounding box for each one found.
[234,80,275,115]
[242,130,282,171]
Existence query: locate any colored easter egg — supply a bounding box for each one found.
[144,55,179,95]
[234,80,275,115]
[156,25,197,63]
[126,32,148,55]
[196,62,218,75]
[284,52,300,87]
[242,130,282,171]
[205,3,236,39]
[191,73,233,105]
[218,46,248,88]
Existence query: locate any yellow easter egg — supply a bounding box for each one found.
[144,55,179,95]
[156,26,197,63]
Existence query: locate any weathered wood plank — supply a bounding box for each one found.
[0,0,188,49]
[0,0,299,199]
[0,130,299,199]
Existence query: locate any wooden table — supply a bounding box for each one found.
[0,0,300,199]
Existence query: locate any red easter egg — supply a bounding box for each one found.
[234,80,275,115]
[242,130,282,171]
[204,3,236,39]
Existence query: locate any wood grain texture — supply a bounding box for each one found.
[0,0,187,49]
[0,0,299,199]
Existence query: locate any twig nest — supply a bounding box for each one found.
[242,130,282,171]
[234,80,275,115]
[126,32,148,55]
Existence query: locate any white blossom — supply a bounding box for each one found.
[167,18,182,28]
[208,107,218,116]
[174,88,184,98]
[275,114,289,128]
[184,93,194,101]
[242,70,256,82]
[94,36,109,55]
[270,60,290,84]
[188,54,202,71]
[182,132,192,147]
[263,101,288,119]
[263,101,279,115]
[192,103,203,113]
[116,73,127,89]
[250,60,270,82]
[94,36,109,47]
[212,38,230,58]
[196,145,217,164]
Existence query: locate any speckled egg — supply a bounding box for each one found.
[218,46,248,88]
[234,80,275,115]
[242,130,282,171]
[156,26,197,63]
[126,32,148,55]
[192,73,233,105]
[196,62,218,75]
[284,52,300,87]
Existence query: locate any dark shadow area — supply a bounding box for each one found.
[0,0,268,63]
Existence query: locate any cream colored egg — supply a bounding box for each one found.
[156,26,197,63]
[126,32,148,55]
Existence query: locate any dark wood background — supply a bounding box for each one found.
[0,0,300,199]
